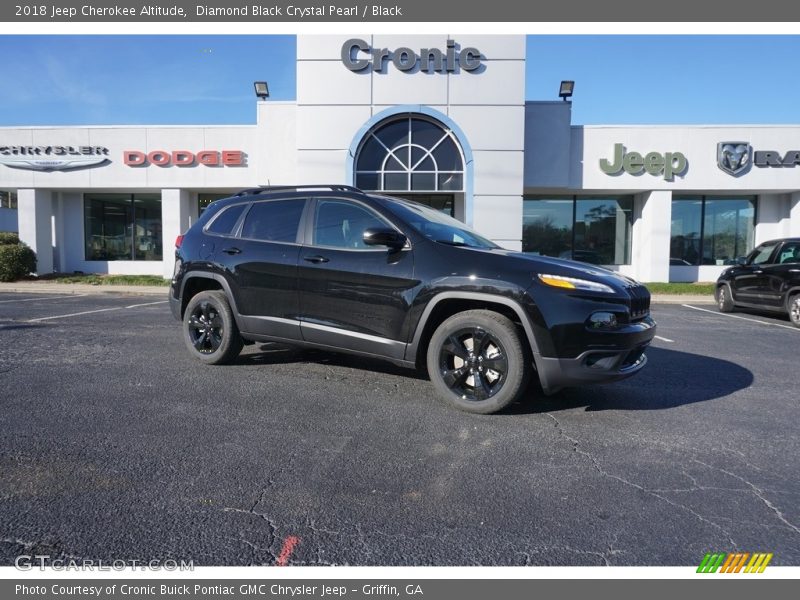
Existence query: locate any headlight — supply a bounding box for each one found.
[537,273,615,294]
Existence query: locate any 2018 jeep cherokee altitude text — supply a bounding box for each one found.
[170,185,656,414]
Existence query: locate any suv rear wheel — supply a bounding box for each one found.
[426,310,529,414]
[183,290,244,365]
[789,294,800,328]
[717,284,735,313]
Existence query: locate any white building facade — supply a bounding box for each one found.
[1,34,799,282]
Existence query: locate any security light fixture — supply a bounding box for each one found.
[559,80,574,101]
[254,81,269,99]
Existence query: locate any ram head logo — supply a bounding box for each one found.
[717,142,752,176]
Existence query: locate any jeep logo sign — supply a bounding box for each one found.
[341,38,482,73]
[599,143,688,181]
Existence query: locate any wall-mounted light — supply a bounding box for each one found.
[253,81,270,99]
[559,80,574,101]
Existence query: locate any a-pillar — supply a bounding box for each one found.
[631,190,672,283]
[161,189,192,279]
[17,189,53,275]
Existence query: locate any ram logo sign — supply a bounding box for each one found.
[717,142,753,176]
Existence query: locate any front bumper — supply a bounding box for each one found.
[532,315,656,395]
[534,344,650,395]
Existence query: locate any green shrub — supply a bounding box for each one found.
[0,241,37,282]
[0,232,20,246]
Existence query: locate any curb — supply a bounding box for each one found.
[0,283,168,296]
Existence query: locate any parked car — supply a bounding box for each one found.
[170,185,656,414]
[715,237,800,327]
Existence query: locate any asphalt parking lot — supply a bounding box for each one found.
[0,292,798,566]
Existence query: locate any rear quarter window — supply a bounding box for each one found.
[206,203,247,235]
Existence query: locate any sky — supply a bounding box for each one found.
[1,35,799,126]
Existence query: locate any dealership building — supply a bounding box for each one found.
[2,34,800,282]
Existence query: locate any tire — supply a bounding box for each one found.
[717,284,735,313]
[182,290,244,365]
[788,294,800,328]
[426,309,530,414]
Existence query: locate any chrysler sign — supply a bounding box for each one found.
[0,145,110,171]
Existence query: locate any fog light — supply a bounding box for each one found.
[589,311,617,329]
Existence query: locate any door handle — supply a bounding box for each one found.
[222,247,242,255]
[304,255,330,264]
[752,269,763,274]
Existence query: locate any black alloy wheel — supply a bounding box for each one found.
[427,309,529,414]
[182,290,244,365]
[789,295,800,328]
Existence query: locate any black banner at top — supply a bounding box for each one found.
[1,0,798,22]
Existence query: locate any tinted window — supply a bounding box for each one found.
[207,204,246,235]
[314,201,388,249]
[778,242,800,264]
[241,200,304,243]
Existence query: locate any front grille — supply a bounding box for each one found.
[626,284,651,320]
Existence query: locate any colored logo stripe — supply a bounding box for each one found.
[698,552,773,573]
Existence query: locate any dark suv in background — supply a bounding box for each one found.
[170,185,655,414]
[715,237,800,327]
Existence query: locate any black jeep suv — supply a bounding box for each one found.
[170,185,655,414]
[715,237,800,327]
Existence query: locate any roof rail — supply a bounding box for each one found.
[234,184,366,197]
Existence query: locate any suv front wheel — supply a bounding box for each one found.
[183,290,244,365]
[426,310,530,414]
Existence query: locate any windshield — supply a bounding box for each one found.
[383,199,498,249]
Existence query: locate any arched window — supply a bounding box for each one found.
[354,116,465,193]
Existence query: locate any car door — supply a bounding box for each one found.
[732,241,779,305]
[218,198,307,339]
[297,197,418,361]
[766,241,800,308]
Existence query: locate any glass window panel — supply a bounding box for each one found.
[431,138,463,172]
[207,203,246,235]
[670,197,703,266]
[523,198,574,258]
[778,242,800,264]
[198,193,228,216]
[241,199,305,243]
[84,194,134,261]
[384,173,408,191]
[411,118,446,149]
[437,173,463,191]
[355,173,379,191]
[410,146,426,166]
[384,154,406,171]
[374,119,409,152]
[702,197,755,265]
[411,173,436,191]
[133,195,162,261]
[574,197,633,265]
[0,191,18,209]
[355,135,386,171]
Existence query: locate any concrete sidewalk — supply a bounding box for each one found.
[0,281,169,296]
[0,280,714,304]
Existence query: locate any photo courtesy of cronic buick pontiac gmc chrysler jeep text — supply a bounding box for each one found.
[169,186,656,414]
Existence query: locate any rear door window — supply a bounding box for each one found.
[241,199,305,243]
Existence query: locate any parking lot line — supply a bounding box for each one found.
[654,335,674,343]
[27,300,168,322]
[682,304,800,332]
[0,294,88,304]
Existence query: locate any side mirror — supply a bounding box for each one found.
[363,227,407,250]
[736,256,747,265]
